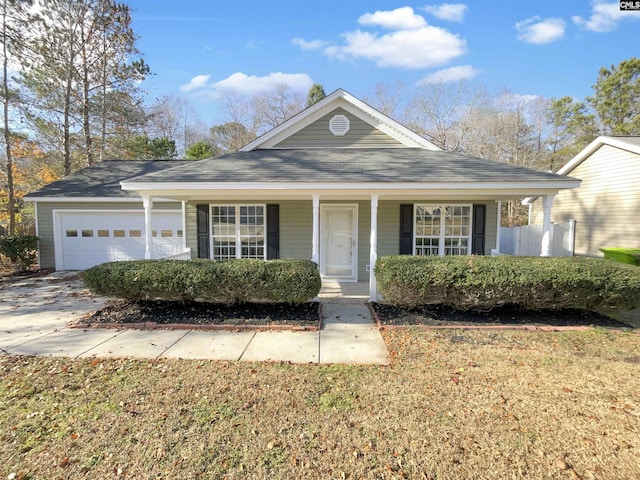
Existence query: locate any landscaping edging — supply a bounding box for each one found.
[368,303,597,332]
[69,303,324,332]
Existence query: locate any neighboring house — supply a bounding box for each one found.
[526,136,640,257]
[25,89,580,300]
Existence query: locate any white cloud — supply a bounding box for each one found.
[179,74,211,92]
[332,26,465,69]
[358,6,426,30]
[417,65,480,84]
[291,38,329,50]
[210,72,313,96]
[422,3,468,22]
[292,7,467,70]
[515,16,565,44]
[572,1,640,32]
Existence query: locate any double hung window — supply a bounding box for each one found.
[415,204,471,256]
[211,205,265,260]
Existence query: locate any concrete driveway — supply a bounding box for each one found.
[0,273,389,365]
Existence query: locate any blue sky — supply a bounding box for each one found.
[126,1,640,125]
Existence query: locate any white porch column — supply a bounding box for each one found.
[143,196,153,259]
[311,195,320,264]
[181,201,187,250]
[369,194,379,302]
[494,200,502,255]
[540,194,555,257]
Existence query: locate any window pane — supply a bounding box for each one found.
[161,230,173,238]
[81,230,93,237]
[212,206,236,236]
[97,230,109,238]
[113,230,125,238]
[213,239,236,261]
[65,230,78,237]
[177,230,183,238]
[129,230,142,237]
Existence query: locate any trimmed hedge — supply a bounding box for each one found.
[375,255,640,311]
[81,259,321,304]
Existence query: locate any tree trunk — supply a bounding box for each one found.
[81,26,93,165]
[2,0,15,234]
[63,68,72,175]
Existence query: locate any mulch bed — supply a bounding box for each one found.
[371,302,633,329]
[76,299,321,331]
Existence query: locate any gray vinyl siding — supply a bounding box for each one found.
[280,201,312,260]
[273,108,403,149]
[185,202,197,256]
[530,145,640,257]
[35,201,181,269]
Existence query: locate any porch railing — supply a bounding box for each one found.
[157,248,192,261]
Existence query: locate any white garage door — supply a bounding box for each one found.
[56,211,183,270]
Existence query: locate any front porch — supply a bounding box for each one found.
[139,194,560,303]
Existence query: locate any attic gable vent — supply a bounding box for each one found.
[329,114,350,136]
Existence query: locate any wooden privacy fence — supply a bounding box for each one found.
[499,220,576,257]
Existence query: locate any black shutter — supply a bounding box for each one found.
[399,204,413,255]
[196,204,210,259]
[472,204,486,255]
[266,204,279,260]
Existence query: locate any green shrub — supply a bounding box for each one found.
[0,235,39,272]
[375,255,640,311]
[81,258,321,304]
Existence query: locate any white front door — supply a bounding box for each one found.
[320,205,358,281]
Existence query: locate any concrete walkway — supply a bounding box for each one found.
[0,274,389,365]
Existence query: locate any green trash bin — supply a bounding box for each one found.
[599,247,640,266]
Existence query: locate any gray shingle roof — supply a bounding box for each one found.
[127,149,574,184]
[25,160,194,198]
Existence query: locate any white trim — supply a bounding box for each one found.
[413,203,473,257]
[558,136,640,176]
[24,197,177,203]
[52,208,181,270]
[121,180,581,193]
[34,202,41,268]
[239,89,440,151]
[320,204,358,281]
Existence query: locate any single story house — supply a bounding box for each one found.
[26,89,580,300]
[526,136,640,257]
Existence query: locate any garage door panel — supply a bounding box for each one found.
[58,211,182,270]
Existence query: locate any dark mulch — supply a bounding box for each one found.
[372,303,633,328]
[83,299,320,327]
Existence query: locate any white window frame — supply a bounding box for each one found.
[210,204,267,260]
[413,204,473,256]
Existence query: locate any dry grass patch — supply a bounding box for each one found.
[1,328,639,479]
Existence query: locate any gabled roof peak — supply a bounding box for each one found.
[240,88,440,152]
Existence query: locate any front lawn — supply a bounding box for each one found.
[1,329,638,479]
